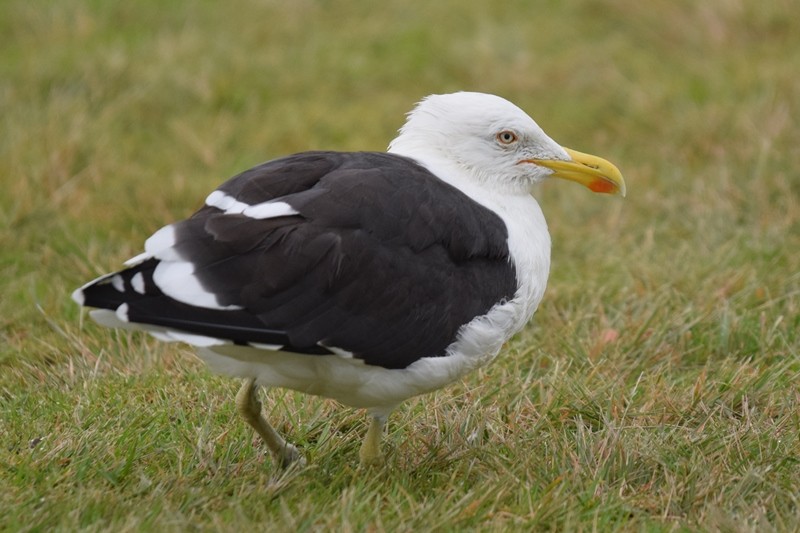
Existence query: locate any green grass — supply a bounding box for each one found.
[2,0,799,530]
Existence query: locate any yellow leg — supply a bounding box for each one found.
[359,415,387,467]
[236,378,304,468]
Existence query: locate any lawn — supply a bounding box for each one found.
[1,0,799,530]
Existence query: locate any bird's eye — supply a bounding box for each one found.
[496,130,518,145]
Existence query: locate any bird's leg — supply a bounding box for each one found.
[359,414,387,467]
[235,378,304,468]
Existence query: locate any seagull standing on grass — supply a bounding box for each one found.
[73,92,625,467]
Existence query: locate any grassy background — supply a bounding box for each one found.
[2,0,799,530]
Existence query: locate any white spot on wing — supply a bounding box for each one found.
[131,272,145,294]
[242,201,299,219]
[116,303,129,322]
[111,275,125,292]
[206,190,249,214]
[207,191,299,220]
[152,261,242,310]
[71,287,85,305]
[144,225,180,261]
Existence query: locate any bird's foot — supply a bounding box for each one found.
[358,448,384,468]
[276,442,306,469]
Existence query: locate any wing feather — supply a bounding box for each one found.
[77,151,517,369]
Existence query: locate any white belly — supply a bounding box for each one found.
[198,345,475,416]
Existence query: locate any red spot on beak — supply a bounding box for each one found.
[589,178,616,194]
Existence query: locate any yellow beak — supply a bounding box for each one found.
[527,147,626,196]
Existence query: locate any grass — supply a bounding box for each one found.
[2,0,799,530]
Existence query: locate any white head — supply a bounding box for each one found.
[388,92,625,196]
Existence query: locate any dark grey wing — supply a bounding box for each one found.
[77,151,518,369]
